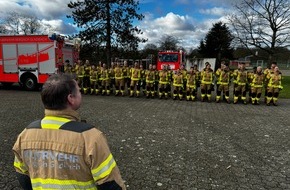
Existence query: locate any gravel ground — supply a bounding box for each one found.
[1,89,290,190]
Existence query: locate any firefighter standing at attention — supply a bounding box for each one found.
[139,64,146,96]
[172,69,184,100]
[108,63,115,95]
[153,64,159,97]
[186,66,197,101]
[193,64,200,98]
[158,65,169,99]
[90,64,99,95]
[266,66,283,106]
[12,74,126,190]
[122,61,131,96]
[200,62,214,102]
[130,62,141,97]
[114,62,125,96]
[250,66,264,105]
[145,64,155,98]
[100,63,110,96]
[215,62,231,103]
[83,60,91,95]
[167,65,173,97]
[232,62,248,104]
[180,64,187,97]
[77,60,85,93]
[263,62,277,103]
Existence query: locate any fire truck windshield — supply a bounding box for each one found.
[158,54,178,62]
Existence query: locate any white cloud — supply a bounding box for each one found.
[138,12,226,51]
[41,19,77,34]
[0,0,76,34]
[199,7,227,16]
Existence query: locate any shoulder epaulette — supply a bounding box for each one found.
[60,121,94,133]
[26,120,94,133]
[26,120,41,129]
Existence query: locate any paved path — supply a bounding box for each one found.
[1,90,290,189]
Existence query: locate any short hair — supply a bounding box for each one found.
[272,62,277,65]
[41,74,78,110]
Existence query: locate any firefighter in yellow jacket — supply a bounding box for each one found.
[159,65,169,99]
[139,64,146,95]
[186,66,197,101]
[100,63,110,95]
[83,60,91,94]
[263,62,277,102]
[90,64,99,95]
[215,63,231,103]
[266,66,283,106]
[108,63,115,95]
[130,62,141,97]
[172,69,183,100]
[12,74,126,190]
[232,62,248,104]
[114,62,125,96]
[145,64,155,98]
[77,61,85,93]
[250,66,264,105]
[200,62,214,102]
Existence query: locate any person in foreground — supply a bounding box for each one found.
[12,74,126,190]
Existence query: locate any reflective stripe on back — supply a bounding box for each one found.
[26,118,94,133]
[41,116,71,130]
[31,178,97,190]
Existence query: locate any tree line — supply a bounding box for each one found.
[0,0,290,67]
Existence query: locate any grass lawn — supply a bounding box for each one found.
[280,76,290,99]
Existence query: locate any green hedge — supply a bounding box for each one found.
[280,76,290,99]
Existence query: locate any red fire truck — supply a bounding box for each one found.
[157,50,185,70]
[0,34,79,90]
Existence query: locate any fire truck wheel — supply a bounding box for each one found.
[23,77,37,91]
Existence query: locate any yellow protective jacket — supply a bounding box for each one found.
[100,68,109,81]
[216,69,231,85]
[130,68,141,81]
[13,109,126,190]
[173,74,183,87]
[233,69,248,85]
[251,73,264,88]
[267,72,283,89]
[159,70,168,84]
[186,73,196,88]
[200,69,213,85]
[114,67,124,80]
[145,70,155,83]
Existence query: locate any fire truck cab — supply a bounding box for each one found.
[0,34,79,90]
[157,50,185,70]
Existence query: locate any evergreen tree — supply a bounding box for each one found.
[68,0,145,65]
[198,22,234,69]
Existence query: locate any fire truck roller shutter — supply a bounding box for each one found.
[20,72,38,91]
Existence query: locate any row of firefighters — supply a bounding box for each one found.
[64,60,283,106]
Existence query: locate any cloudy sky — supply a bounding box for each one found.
[0,0,239,50]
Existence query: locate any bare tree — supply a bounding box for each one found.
[158,35,179,51]
[5,12,22,34]
[21,15,41,34]
[229,0,290,62]
[0,24,7,34]
[1,11,52,35]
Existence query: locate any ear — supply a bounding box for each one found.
[67,94,74,106]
